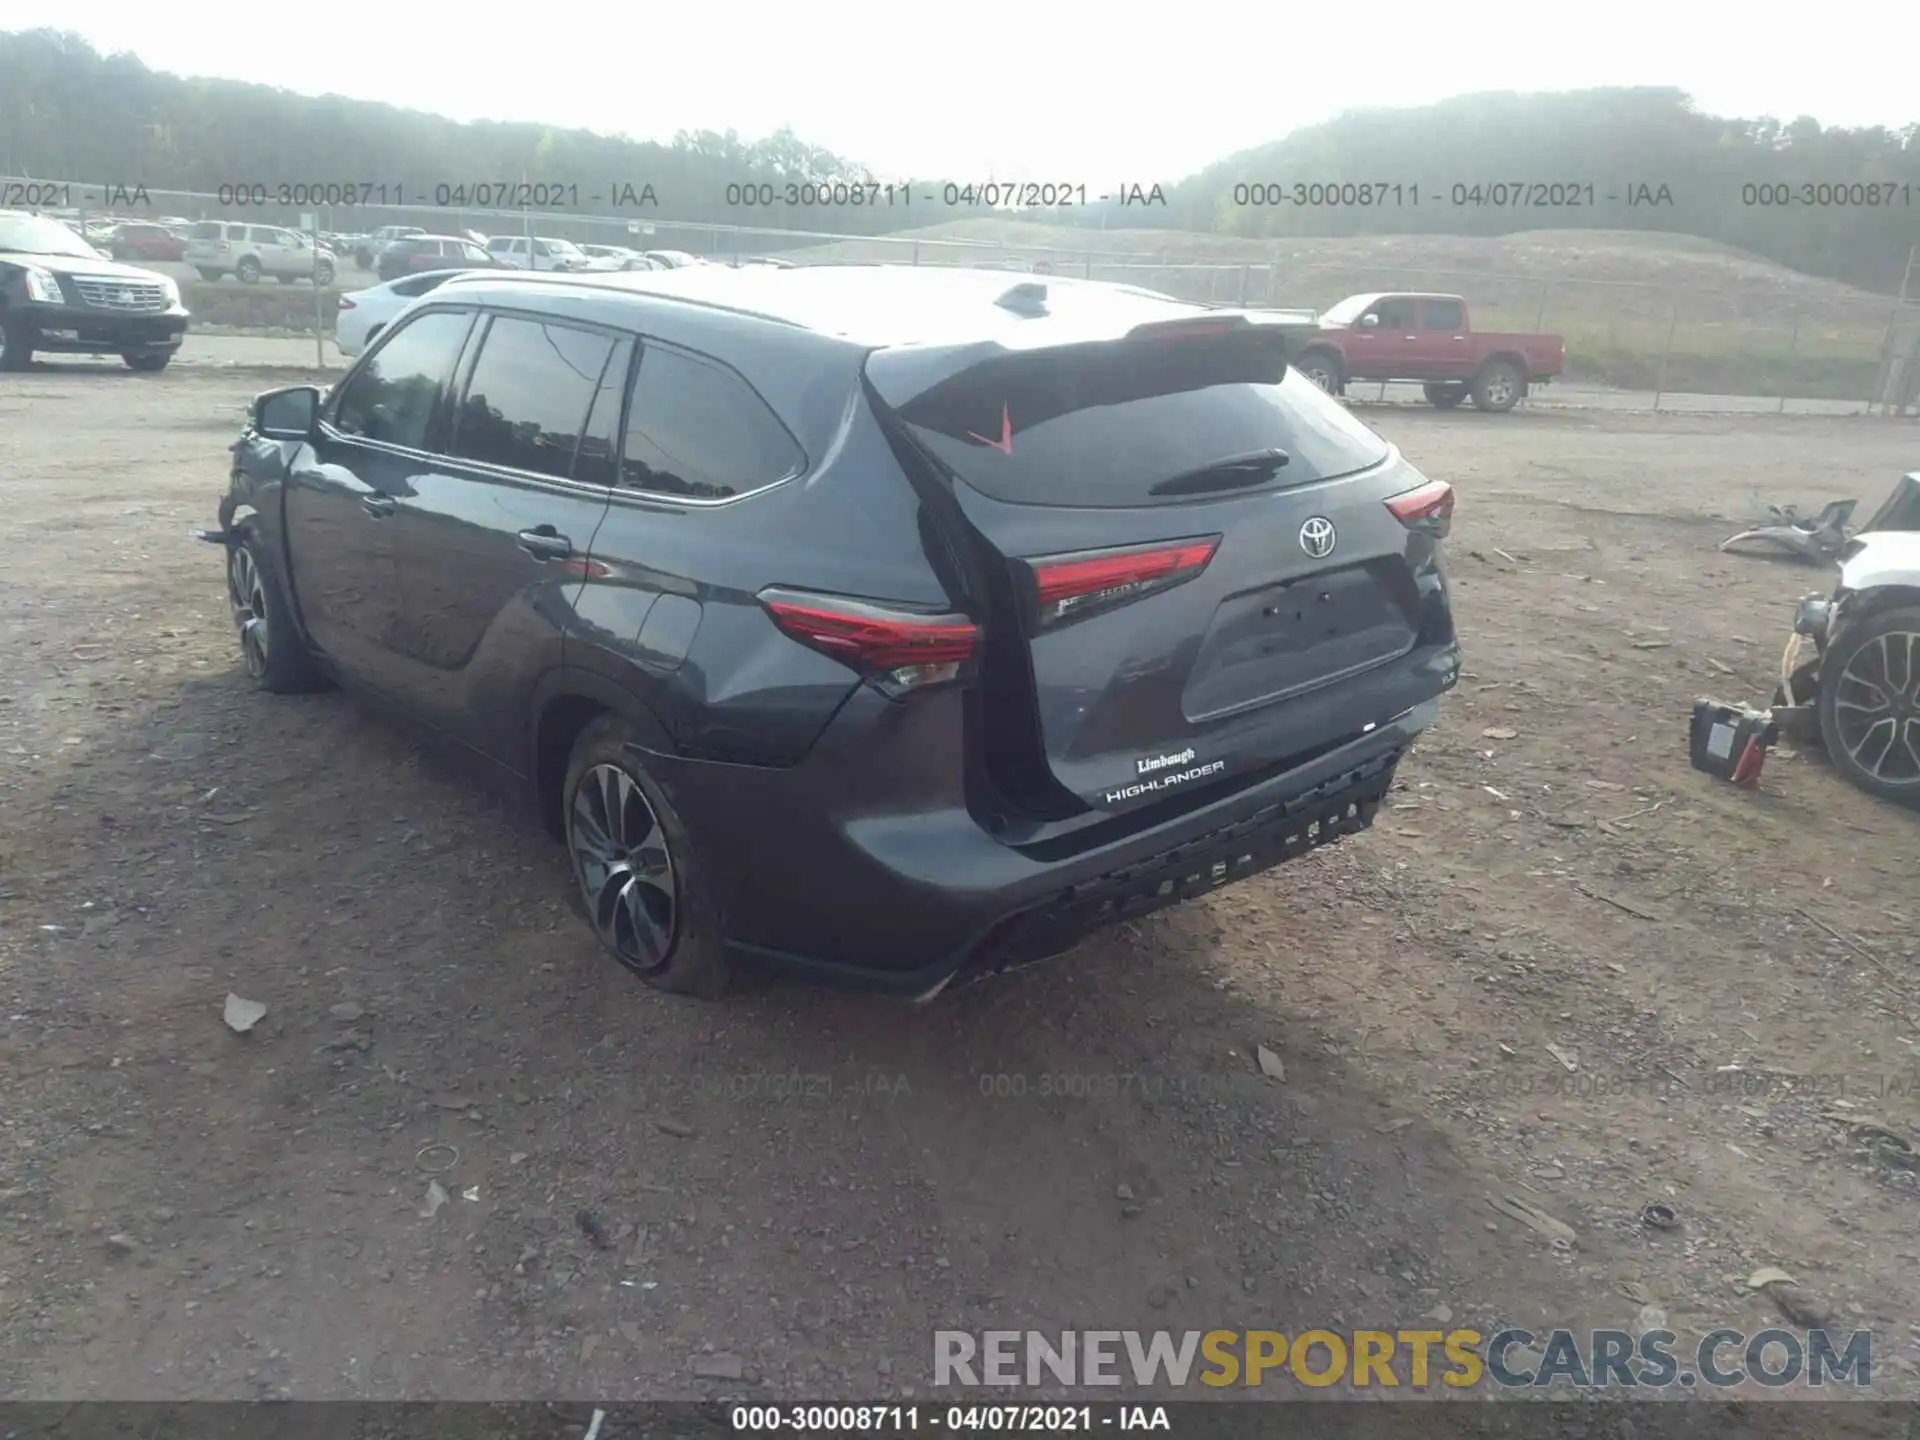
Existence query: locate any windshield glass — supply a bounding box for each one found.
[1319,295,1381,326]
[0,212,100,258]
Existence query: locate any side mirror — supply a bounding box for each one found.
[253,385,320,441]
[1358,314,1381,330]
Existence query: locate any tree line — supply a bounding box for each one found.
[4,32,1916,294]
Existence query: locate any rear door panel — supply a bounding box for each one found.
[379,312,627,768]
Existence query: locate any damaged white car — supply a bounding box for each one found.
[1775,474,1920,806]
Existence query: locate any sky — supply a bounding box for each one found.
[8,0,1916,181]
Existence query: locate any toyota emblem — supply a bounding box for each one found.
[1299,516,1337,559]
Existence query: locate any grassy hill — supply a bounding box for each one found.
[782,219,1901,397]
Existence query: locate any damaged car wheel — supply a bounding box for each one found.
[1818,604,1920,806]
[228,527,328,694]
[563,716,730,998]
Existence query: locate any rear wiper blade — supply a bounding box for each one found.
[1149,448,1290,497]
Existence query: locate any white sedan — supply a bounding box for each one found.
[332,270,472,357]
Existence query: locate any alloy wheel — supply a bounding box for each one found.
[569,762,678,970]
[228,547,269,678]
[1483,373,1515,407]
[1833,629,1920,787]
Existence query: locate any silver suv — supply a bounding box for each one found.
[485,235,591,272]
[184,222,337,285]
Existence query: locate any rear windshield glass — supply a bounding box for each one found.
[886,331,1391,508]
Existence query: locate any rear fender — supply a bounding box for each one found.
[528,666,680,838]
[1478,349,1532,378]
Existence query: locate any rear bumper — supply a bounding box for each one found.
[632,686,1437,998]
[15,301,188,356]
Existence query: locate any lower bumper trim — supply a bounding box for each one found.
[728,744,1404,999]
[962,745,1401,982]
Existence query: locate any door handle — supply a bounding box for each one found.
[517,527,574,561]
[360,494,397,518]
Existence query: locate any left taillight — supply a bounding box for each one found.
[1020,537,1220,631]
[1385,479,1454,537]
[759,587,979,695]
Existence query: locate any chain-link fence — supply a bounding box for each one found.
[18,178,1915,412]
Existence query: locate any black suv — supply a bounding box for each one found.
[210,266,1460,999]
[0,210,190,371]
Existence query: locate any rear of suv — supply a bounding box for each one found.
[217,266,1459,1000]
[377,234,498,282]
[185,222,337,285]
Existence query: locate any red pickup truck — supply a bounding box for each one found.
[1290,293,1565,413]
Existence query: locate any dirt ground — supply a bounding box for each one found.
[2,365,1918,1406]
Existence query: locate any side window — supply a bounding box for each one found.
[1374,298,1419,329]
[330,308,473,450]
[620,345,804,500]
[1422,298,1464,331]
[449,315,617,480]
[573,339,634,487]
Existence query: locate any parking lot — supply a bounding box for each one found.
[1,367,1917,1401]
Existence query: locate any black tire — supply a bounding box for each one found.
[1423,383,1468,409]
[364,323,385,348]
[123,351,172,373]
[196,267,223,282]
[1296,350,1342,395]
[1471,360,1526,413]
[1817,604,1920,808]
[0,307,31,371]
[563,714,730,998]
[236,257,263,284]
[227,524,328,694]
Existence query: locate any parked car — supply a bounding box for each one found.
[355,226,427,269]
[377,234,499,282]
[185,221,337,285]
[486,235,592,272]
[643,249,703,269]
[108,221,189,264]
[1290,293,1565,412]
[579,244,648,267]
[1774,474,1920,807]
[206,265,1460,998]
[333,269,473,357]
[0,209,189,371]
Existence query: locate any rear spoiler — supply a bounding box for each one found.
[1121,308,1323,364]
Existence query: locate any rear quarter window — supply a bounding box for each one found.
[890,331,1392,508]
[189,222,223,240]
[619,344,804,500]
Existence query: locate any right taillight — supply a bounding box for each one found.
[1021,537,1221,631]
[337,297,356,310]
[1386,480,1454,538]
[760,587,979,696]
